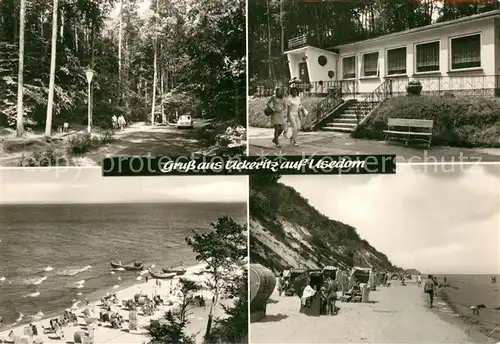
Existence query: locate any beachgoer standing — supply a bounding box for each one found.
[278,278,283,296]
[424,275,435,308]
[325,276,338,315]
[444,276,447,285]
[118,115,126,130]
[32,323,38,336]
[287,87,303,147]
[417,274,422,287]
[266,88,287,148]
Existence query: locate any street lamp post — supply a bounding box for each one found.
[85,69,94,133]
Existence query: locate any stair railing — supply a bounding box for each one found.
[354,80,393,126]
[302,85,344,130]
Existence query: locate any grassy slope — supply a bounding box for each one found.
[250,178,397,273]
[248,97,324,129]
[353,95,500,148]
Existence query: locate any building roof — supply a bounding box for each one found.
[337,9,500,49]
[285,44,338,55]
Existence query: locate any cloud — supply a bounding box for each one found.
[280,164,500,274]
[414,242,463,257]
[0,169,247,204]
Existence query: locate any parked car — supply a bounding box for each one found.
[177,114,194,129]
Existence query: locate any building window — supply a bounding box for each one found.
[342,56,356,79]
[416,41,440,73]
[362,52,379,77]
[387,47,407,75]
[451,34,481,70]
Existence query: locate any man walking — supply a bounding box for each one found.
[424,275,436,308]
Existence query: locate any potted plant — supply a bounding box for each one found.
[406,80,422,95]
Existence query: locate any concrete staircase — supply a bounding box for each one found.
[321,100,379,133]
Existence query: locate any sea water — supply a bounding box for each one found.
[438,274,500,339]
[0,202,246,328]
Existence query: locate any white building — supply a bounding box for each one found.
[285,10,500,97]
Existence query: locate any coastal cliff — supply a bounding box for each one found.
[249,175,398,273]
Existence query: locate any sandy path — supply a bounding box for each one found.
[0,120,212,166]
[248,127,500,162]
[251,281,493,343]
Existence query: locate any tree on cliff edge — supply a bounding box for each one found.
[186,216,247,342]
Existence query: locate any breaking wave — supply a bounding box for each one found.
[57,265,92,277]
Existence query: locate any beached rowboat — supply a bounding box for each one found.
[110,261,144,271]
[149,271,177,280]
[162,268,187,275]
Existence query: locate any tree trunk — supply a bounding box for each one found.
[266,0,272,79]
[165,69,169,93]
[280,0,284,55]
[74,19,78,52]
[16,0,26,137]
[151,0,158,125]
[160,68,165,124]
[124,40,130,115]
[118,0,123,104]
[60,9,64,43]
[45,0,58,137]
[204,297,215,340]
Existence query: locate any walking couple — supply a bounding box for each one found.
[265,87,306,148]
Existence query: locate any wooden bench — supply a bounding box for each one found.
[383,118,433,148]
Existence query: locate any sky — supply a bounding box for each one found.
[280,164,500,275]
[0,168,247,204]
[109,0,150,19]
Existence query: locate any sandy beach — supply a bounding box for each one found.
[250,279,495,343]
[0,264,231,344]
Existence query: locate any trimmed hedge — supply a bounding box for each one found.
[352,95,500,148]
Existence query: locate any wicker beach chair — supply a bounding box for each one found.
[87,323,96,339]
[129,310,137,321]
[17,336,32,344]
[73,331,86,344]
[22,327,32,337]
[129,319,138,331]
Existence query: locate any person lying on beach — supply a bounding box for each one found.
[0,330,15,343]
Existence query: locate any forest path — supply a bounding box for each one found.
[80,121,210,166]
